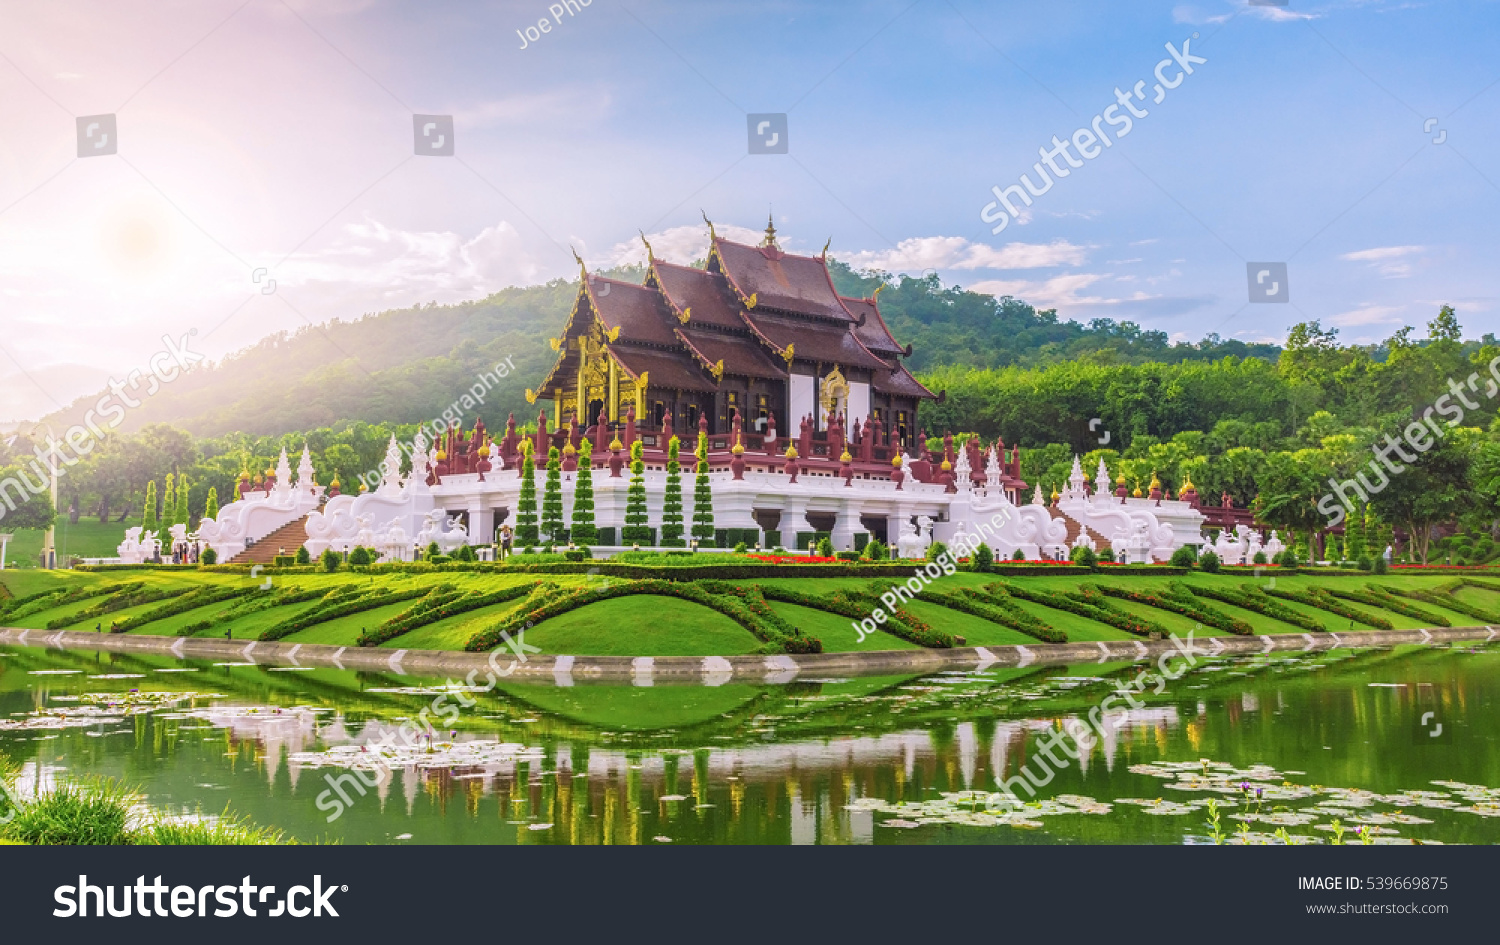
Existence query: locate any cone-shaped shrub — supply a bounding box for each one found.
[690,430,715,544]
[515,439,539,545]
[542,446,565,544]
[570,438,597,546]
[622,441,651,544]
[660,435,685,547]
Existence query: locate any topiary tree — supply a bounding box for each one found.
[1372,555,1388,575]
[320,547,340,572]
[690,430,715,545]
[142,480,158,531]
[204,486,218,523]
[1252,551,1268,565]
[1169,545,1197,568]
[175,474,190,527]
[348,546,373,566]
[1012,548,1026,561]
[1197,549,1221,573]
[816,536,834,558]
[201,548,218,566]
[541,446,565,544]
[733,541,747,554]
[295,545,311,565]
[515,439,539,546]
[972,542,993,572]
[570,438,597,546]
[926,540,948,562]
[622,440,651,544]
[425,541,441,561]
[162,473,175,529]
[1098,548,1115,563]
[660,435,685,547]
[456,543,477,562]
[1070,545,1098,568]
[865,539,888,561]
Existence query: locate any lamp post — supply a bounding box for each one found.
[0,533,12,570]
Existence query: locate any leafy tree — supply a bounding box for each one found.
[515,439,539,545]
[622,441,651,544]
[660,436,685,547]
[971,542,992,571]
[348,546,373,566]
[817,536,835,558]
[1368,429,1472,563]
[541,446,565,544]
[295,545,311,565]
[569,439,597,546]
[204,486,219,523]
[690,431,715,544]
[0,463,57,531]
[1170,546,1197,568]
[1197,549,1221,573]
[319,547,339,572]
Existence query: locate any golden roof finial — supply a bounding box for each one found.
[784,444,798,460]
[760,211,777,249]
[839,448,853,463]
[1132,481,1143,498]
[1150,470,1161,490]
[701,210,717,241]
[872,283,885,301]
[1182,473,1195,491]
[1050,485,1060,501]
[821,236,831,258]
[638,229,654,261]
[571,246,586,277]
[732,435,745,456]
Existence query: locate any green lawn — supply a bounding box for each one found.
[520,596,762,656]
[768,601,919,652]
[282,601,418,646]
[384,600,531,650]
[5,564,1496,657]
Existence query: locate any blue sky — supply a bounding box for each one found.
[0,0,1496,422]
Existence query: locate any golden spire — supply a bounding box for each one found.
[608,435,623,451]
[1050,485,1060,501]
[638,229,654,261]
[760,212,777,249]
[1182,472,1195,490]
[701,210,717,241]
[732,435,745,456]
[784,444,798,460]
[891,453,902,468]
[839,448,853,463]
[1132,481,1143,498]
[1149,470,1161,490]
[821,236,831,258]
[1116,473,1126,486]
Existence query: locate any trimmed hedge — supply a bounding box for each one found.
[356,583,537,647]
[8,583,135,622]
[1387,585,1500,624]
[110,585,256,633]
[991,581,1167,637]
[925,586,1067,643]
[746,583,954,648]
[1168,582,1325,633]
[1261,585,1392,630]
[258,586,431,641]
[1092,584,1252,636]
[71,586,194,631]
[1324,586,1450,627]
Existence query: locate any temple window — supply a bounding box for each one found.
[653,400,665,428]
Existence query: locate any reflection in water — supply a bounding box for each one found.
[0,644,1496,844]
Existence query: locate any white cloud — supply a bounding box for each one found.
[1329,303,1403,327]
[604,223,765,268]
[836,237,1089,273]
[1340,244,1425,277]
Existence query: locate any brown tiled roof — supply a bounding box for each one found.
[742,311,890,372]
[841,295,908,358]
[609,344,718,392]
[714,238,855,322]
[677,327,788,380]
[650,262,745,330]
[873,361,937,400]
[588,275,678,347]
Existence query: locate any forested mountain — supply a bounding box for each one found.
[40,259,1280,439]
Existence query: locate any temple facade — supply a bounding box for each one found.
[166,220,1227,565]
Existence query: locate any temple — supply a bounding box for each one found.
[141,219,1262,567]
[530,216,935,454]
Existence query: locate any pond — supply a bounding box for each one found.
[1,641,1496,844]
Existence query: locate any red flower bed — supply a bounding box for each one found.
[746,553,841,564]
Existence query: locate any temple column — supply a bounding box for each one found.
[779,497,812,551]
[608,358,619,423]
[832,499,862,552]
[468,505,494,547]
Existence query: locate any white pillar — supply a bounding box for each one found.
[779,497,811,551]
[0,533,11,570]
[468,506,494,546]
[832,500,861,552]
